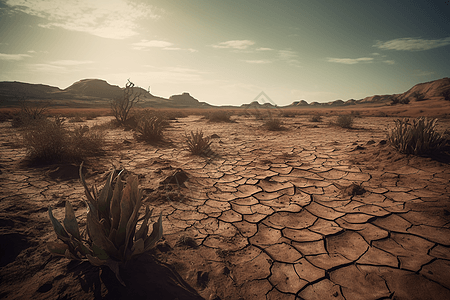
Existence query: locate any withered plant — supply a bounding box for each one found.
[11,98,49,128]
[48,165,163,285]
[264,117,284,131]
[22,119,104,164]
[185,130,212,155]
[387,117,446,155]
[111,79,141,126]
[206,110,233,122]
[309,114,322,122]
[335,115,354,129]
[134,116,166,143]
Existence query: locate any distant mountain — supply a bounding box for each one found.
[64,79,123,99]
[0,79,209,108]
[281,77,450,108]
[0,82,62,100]
[0,77,449,108]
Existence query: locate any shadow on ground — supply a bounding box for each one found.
[68,254,204,300]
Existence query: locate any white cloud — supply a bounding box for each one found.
[256,47,273,51]
[326,57,374,64]
[383,60,395,65]
[132,40,197,52]
[244,60,272,64]
[0,53,31,61]
[132,40,173,50]
[278,49,301,67]
[5,0,162,39]
[212,40,255,50]
[50,60,94,66]
[374,37,450,51]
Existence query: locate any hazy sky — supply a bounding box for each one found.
[1,0,449,106]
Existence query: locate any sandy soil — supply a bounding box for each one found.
[1,111,450,300]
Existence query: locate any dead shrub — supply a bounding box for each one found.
[11,99,49,128]
[185,130,212,155]
[68,125,104,157]
[264,117,284,131]
[335,115,354,128]
[205,110,233,122]
[68,115,85,123]
[309,115,322,122]
[21,119,104,164]
[134,116,166,143]
[387,117,446,155]
[111,79,141,126]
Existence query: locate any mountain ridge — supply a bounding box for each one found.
[0,77,449,108]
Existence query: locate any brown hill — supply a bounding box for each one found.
[399,77,450,101]
[1,77,449,109]
[283,77,450,108]
[64,79,123,99]
[0,82,62,100]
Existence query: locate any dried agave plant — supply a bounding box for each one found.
[387,117,446,155]
[47,163,163,285]
[185,129,212,155]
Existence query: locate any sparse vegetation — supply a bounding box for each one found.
[68,115,85,123]
[387,117,446,155]
[21,118,104,164]
[264,116,284,131]
[412,91,426,101]
[205,110,233,122]
[134,116,167,143]
[442,90,450,101]
[335,115,354,128]
[390,96,410,105]
[281,110,298,118]
[111,79,142,126]
[350,110,361,117]
[185,130,212,155]
[48,166,163,285]
[310,114,322,122]
[11,99,49,128]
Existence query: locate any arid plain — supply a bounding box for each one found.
[1,104,450,300]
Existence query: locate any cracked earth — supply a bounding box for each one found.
[1,114,450,300]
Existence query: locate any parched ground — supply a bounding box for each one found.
[1,112,450,300]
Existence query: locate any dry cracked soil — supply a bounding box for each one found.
[1,113,450,300]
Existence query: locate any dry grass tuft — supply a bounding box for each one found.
[205,110,234,122]
[335,115,354,128]
[387,117,446,155]
[134,116,167,143]
[264,117,285,131]
[185,130,212,155]
[21,118,104,164]
[309,114,322,122]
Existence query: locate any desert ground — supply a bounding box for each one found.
[1,106,450,300]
